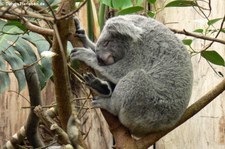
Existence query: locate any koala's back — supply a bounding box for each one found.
[100,15,193,136]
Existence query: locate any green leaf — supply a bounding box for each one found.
[117,6,144,15]
[100,0,113,7]
[5,20,27,32]
[22,32,52,81]
[136,0,144,5]
[221,28,225,33]
[112,0,132,9]
[207,18,222,26]
[0,57,10,93]
[147,11,156,18]
[100,0,133,9]
[193,29,204,34]
[3,49,26,92]
[147,0,157,4]
[165,0,197,7]
[201,50,225,66]
[0,21,53,92]
[13,39,47,89]
[182,39,192,46]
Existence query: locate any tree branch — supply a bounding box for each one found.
[171,28,225,45]
[137,78,225,148]
[24,65,44,147]
[0,12,54,36]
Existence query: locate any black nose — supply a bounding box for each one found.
[97,55,105,66]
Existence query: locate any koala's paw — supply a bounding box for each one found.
[84,73,112,96]
[83,73,98,86]
[73,17,81,30]
[75,29,86,42]
[70,47,86,59]
[92,97,104,108]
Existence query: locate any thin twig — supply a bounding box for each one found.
[0,36,20,56]
[201,15,225,52]
[0,57,44,73]
[8,90,30,104]
[170,28,225,45]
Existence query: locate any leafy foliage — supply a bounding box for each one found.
[207,18,223,26]
[201,51,225,66]
[165,0,197,7]
[117,6,144,15]
[0,20,52,93]
[147,0,157,4]
[182,39,193,46]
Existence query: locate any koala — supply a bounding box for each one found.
[70,15,193,137]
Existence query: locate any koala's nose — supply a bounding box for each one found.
[97,55,105,66]
[97,52,115,66]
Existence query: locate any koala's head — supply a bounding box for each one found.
[95,16,143,66]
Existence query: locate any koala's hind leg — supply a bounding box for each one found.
[109,69,156,135]
[92,69,153,117]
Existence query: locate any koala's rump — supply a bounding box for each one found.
[111,68,190,137]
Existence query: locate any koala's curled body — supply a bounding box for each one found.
[71,15,193,136]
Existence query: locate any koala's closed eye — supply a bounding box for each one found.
[103,40,110,47]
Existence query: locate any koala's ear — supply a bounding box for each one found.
[105,20,143,41]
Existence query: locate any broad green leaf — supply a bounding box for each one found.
[0,57,10,93]
[201,50,225,66]
[16,38,37,62]
[13,40,47,89]
[3,49,26,92]
[182,39,192,46]
[5,20,27,32]
[193,29,204,34]
[23,32,52,80]
[0,19,6,27]
[100,0,132,9]
[100,0,113,7]
[117,6,144,15]
[165,0,197,7]
[136,0,144,5]
[147,0,157,4]
[112,0,132,9]
[0,20,52,92]
[0,27,27,92]
[1,22,24,34]
[207,18,222,26]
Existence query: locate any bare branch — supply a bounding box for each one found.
[137,78,225,148]
[201,15,225,52]
[171,28,225,45]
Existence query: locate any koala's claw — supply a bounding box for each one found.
[92,98,102,108]
[76,29,85,35]
[71,47,86,54]
[83,73,98,86]
[74,17,81,31]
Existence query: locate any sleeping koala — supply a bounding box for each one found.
[70,15,193,137]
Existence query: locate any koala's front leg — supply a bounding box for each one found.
[70,47,97,66]
[84,73,115,97]
[73,17,96,51]
[70,47,106,75]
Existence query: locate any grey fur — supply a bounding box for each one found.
[71,15,193,137]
